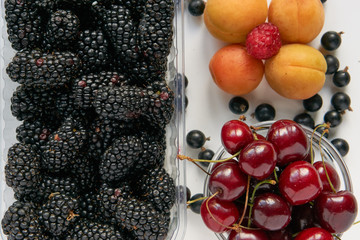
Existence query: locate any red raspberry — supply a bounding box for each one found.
[246,23,282,60]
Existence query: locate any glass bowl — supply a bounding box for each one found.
[203,120,353,240]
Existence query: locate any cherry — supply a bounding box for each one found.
[221,120,253,155]
[238,139,277,180]
[267,228,292,240]
[267,119,309,166]
[252,193,291,231]
[294,227,334,240]
[209,162,248,201]
[212,159,238,172]
[313,161,340,192]
[279,161,323,205]
[315,190,358,233]
[228,228,269,240]
[249,174,278,196]
[200,197,240,233]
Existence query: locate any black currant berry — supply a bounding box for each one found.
[315,124,329,138]
[229,97,249,115]
[303,94,323,112]
[188,0,206,16]
[321,0,327,3]
[321,31,342,51]
[333,67,350,87]
[185,95,188,109]
[171,73,188,89]
[324,55,340,75]
[331,92,351,112]
[188,193,205,214]
[324,110,342,128]
[198,148,215,168]
[331,138,349,157]
[254,103,275,122]
[294,113,315,129]
[186,130,207,148]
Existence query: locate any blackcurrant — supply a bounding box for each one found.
[198,148,215,168]
[176,185,192,202]
[324,110,342,128]
[185,95,188,109]
[321,31,342,51]
[324,55,340,75]
[314,124,329,138]
[303,94,323,112]
[229,96,249,115]
[186,187,192,201]
[331,92,351,111]
[188,193,205,214]
[293,113,315,129]
[188,0,206,16]
[254,103,275,122]
[186,129,207,148]
[331,138,349,157]
[321,0,327,3]
[333,67,351,87]
[171,73,188,89]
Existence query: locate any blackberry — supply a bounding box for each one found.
[41,116,88,172]
[66,219,127,240]
[78,191,101,221]
[6,49,81,87]
[120,0,147,20]
[5,143,42,200]
[43,9,80,50]
[135,166,175,214]
[1,201,46,239]
[99,135,143,183]
[39,193,80,236]
[5,0,43,50]
[69,156,98,192]
[76,29,111,73]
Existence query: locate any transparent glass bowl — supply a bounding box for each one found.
[203,120,353,240]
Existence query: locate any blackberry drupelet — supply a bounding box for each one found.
[99,135,143,183]
[39,193,80,236]
[1,201,46,239]
[41,116,88,172]
[5,0,43,50]
[7,49,81,87]
[5,143,42,201]
[135,166,176,214]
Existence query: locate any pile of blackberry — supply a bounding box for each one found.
[2,0,177,239]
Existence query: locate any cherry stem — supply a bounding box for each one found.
[247,179,277,227]
[311,123,330,165]
[177,151,240,163]
[319,129,337,193]
[237,175,251,227]
[353,220,360,225]
[187,196,208,205]
[332,234,342,240]
[273,167,279,183]
[190,160,211,175]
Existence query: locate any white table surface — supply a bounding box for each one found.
[183,0,360,239]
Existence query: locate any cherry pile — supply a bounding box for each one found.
[182,119,358,239]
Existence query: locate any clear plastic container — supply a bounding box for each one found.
[203,120,353,240]
[0,0,187,239]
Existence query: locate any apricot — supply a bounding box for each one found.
[265,44,327,100]
[209,44,264,95]
[204,0,268,43]
[268,0,325,44]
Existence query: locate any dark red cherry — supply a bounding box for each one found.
[252,193,291,231]
[315,190,358,233]
[279,161,323,205]
[267,119,310,166]
[228,228,269,240]
[254,133,266,140]
[200,197,240,233]
[294,227,334,240]
[221,120,253,155]
[239,139,277,180]
[313,161,340,192]
[211,159,238,172]
[209,162,248,201]
[267,228,292,240]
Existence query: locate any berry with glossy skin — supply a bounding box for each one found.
[189,193,205,214]
[254,103,276,122]
[221,120,253,155]
[333,67,351,87]
[331,92,351,111]
[229,96,249,115]
[279,161,323,205]
[294,227,334,240]
[321,31,342,51]
[188,0,206,16]
[315,124,329,138]
[198,148,215,167]
[324,55,339,75]
[315,190,358,233]
[246,23,282,60]
[331,138,349,156]
[293,112,315,129]
[290,203,317,233]
[228,229,269,240]
[186,129,207,148]
[324,110,342,128]
[313,161,340,192]
[200,197,240,233]
[303,94,323,112]
[252,193,291,231]
[238,139,277,180]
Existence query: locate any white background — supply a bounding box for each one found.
[183,0,360,239]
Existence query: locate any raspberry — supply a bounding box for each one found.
[246,23,282,60]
